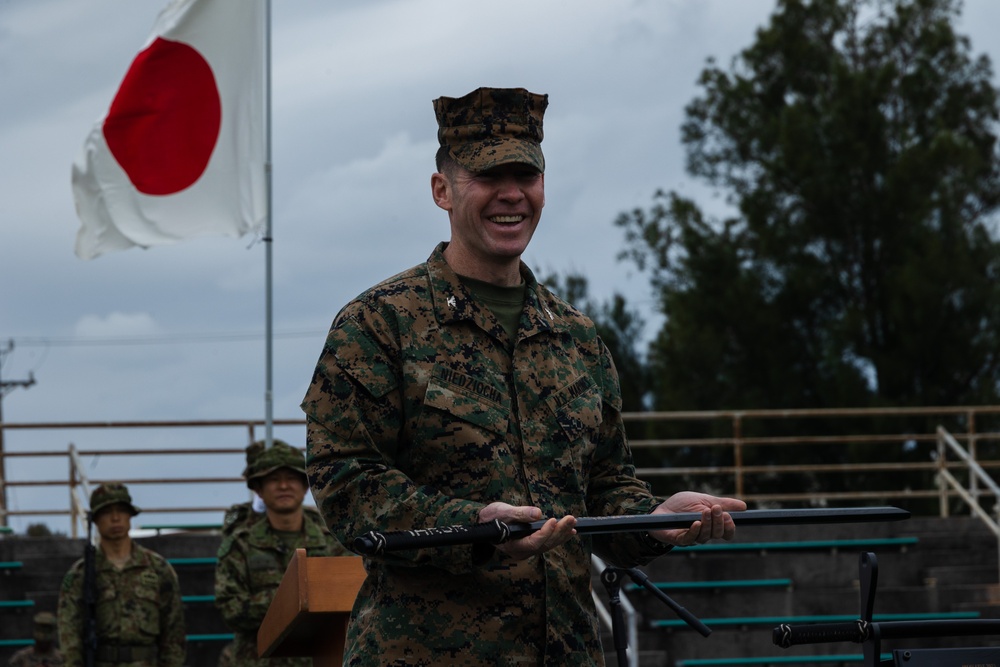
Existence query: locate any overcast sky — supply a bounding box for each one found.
[3,0,999,534]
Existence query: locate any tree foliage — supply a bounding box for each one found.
[617,0,1000,415]
[610,0,1000,503]
[541,272,650,412]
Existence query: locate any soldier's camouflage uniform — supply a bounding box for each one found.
[302,244,673,666]
[57,544,185,667]
[214,505,347,666]
[7,647,65,667]
[8,612,64,667]
[8,646,65,667]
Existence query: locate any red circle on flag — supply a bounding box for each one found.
[103,37,221,196]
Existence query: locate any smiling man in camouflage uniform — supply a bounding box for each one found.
[214,441,348,666]
[57,484,185,667]
[301,87,746,666]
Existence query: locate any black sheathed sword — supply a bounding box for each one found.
[353,506,910,556]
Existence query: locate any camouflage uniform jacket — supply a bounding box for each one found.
[302,243,670,666]
[7,647,65,667]
[214,510,347,667]
[57,543,185,667]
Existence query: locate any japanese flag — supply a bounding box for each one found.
[72,0,266,260]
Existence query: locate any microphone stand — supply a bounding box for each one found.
[601,565,711,666]
[772,552,1000,666]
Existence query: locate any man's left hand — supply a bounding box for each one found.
[647,492,746,547]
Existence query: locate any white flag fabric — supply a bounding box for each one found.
[72,0,266,260]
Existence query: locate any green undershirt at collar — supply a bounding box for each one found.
[458,275,526,350]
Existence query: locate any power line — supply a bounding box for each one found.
[8,330,326,348]
[1,339,37,527]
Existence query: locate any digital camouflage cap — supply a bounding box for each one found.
[244,440,306,488]
[89,482,140,516]
[434,87,547,173]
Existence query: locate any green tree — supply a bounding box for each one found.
[614,0,1000,502]
[618,0,1000,413]
[25,522,53,537]
[541,272,650,412]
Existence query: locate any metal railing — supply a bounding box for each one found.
[0,417,302,535]
[621,405,1000,507]
[3,410,1000,663]
[936,426,1000,581]
[1,406,1000,535]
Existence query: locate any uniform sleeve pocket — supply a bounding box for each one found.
[333,318,398,399]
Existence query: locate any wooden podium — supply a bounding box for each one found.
[258,550,366,667]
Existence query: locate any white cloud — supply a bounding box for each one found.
[73,311,161,338]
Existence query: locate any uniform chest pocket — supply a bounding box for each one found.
[423,366,510,436]
[413,367,512,492]
[546,375,602,443]
[132,577,162,637]
[248,552,283,590]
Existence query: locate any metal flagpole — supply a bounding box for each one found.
[264,0,274,449]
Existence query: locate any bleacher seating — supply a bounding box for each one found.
[628,578,793,593]
[1,517,997,667]
[167,557,218,567]
[650,610,981,630]
[676,536,918,553]
[676,653,892,665]
[140,523,222,535]
[598,517,1000,666]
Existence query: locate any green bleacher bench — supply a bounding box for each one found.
[141,523,222,535]
[181,595,216,604]
[677,537,918,553]
[628,578,793,593]
[0,561,24,571]
[676,653,892,666]
[0,600,35,609]
[0,640,34,648]
[652,610,980,630]
[186,633,234,642]
[166,557,218,566]
[0,526,13,535]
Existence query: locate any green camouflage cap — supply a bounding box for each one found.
[433,87,547,173]
[244,440,306,488]
[241,440,267,478]
[34,612,57,627]
[89,482,140,516]
[33,612,57,640]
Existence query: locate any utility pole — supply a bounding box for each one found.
[0,340,36,528]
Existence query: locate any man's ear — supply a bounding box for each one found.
[431,172,452,211]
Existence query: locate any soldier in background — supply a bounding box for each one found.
[216,441,267,667]
[7,612,64,667]
[220,441,269,538]
[214,441,349,666]
[57,483,185,667]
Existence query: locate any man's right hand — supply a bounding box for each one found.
[478,502,577,560]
